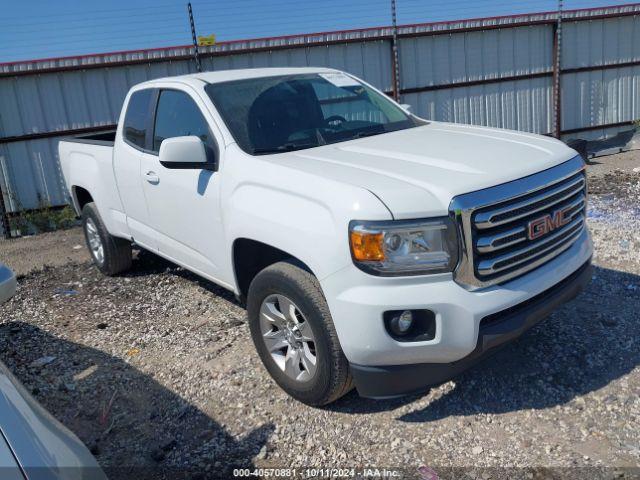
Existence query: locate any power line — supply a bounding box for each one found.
[0,0,509,31]
[0,3,184,24]
[0,43,187,62]
[0,31,193,51]
[0,11,393,49]
[2,0,633,30]
[0,12,386,51]
[1,0,633,62]
[0,11,186,31]
[1,0,571,34]
[2,17,191,37]
[2,0,558,38]
[194,0,550,21]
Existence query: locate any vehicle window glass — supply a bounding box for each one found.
[205,73,418,155]
[153,90,215,155]
[123,89,153,149]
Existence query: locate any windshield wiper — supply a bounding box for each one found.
[252,142,321,155]
[351,129,385,139]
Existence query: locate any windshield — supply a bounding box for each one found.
[205,72,421,155]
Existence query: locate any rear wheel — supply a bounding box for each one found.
[247,260,353,406]
[82,202,132,276]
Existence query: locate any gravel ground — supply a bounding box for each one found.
[0,226,87,276]
[1,151,639,480]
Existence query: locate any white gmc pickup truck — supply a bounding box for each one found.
[59,67,593,406]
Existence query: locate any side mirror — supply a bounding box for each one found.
[400,103,412,112]
[159,136,215,170]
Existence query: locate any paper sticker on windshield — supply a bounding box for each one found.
[319,72,361,88]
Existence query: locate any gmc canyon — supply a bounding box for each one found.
[59,67,593,406]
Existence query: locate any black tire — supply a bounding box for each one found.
[81,202,132,276]
[247,260,353,406]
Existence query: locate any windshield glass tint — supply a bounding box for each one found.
[205,73,418,155]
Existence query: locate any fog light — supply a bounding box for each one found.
[390,310,414,335]
[384,309,436,342]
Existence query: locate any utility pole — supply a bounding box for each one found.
[552,0,563,138]
[187,2,202,73]
[390,0,401,102]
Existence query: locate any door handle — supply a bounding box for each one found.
[145,171,160,185]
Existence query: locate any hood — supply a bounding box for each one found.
[269,122,577,218]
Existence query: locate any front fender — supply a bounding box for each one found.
[223,157,391,282]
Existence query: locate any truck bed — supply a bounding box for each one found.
[59,131,129,239]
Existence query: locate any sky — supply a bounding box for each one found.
[0,0,636,63]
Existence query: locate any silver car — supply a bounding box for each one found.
[0,262,16,304]
[0,262,107,480]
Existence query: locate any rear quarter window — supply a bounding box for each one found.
[123,89,153,149]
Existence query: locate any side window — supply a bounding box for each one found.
[123,89,153,149]
[153,90,215,156]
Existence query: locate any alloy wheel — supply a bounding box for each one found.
[85,218,105,265]
[259,294,318,382]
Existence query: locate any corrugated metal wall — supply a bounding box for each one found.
[0,61,194,215]
[403,77,553,132]
[0,5,638,233]
[0,41,393,217]
[561,14,640,139]
[400,25,553,132]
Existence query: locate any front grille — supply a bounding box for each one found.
[449,156,587,288]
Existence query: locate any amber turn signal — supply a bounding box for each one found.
[350,230,385,261]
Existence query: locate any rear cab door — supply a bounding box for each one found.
[113,87,158,251]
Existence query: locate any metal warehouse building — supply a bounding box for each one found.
[1,4,639,237]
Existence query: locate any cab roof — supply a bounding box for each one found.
[138,67,338,88]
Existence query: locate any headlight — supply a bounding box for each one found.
[349,217,459,276]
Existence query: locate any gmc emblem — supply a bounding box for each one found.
[527,206,573,240]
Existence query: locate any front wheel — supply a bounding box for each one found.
[82,202,132,276]
[247,260,353,406]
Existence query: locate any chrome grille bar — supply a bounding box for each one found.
[449,155,588,289]
[479,225,584,285]
[474,175,585,229]
[476,225,526,253]
[475,193,585,254]
[477,215,584,276]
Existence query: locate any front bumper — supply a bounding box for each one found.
[0,264,17,304]
[350,259,592,398]
[321,229,593,367]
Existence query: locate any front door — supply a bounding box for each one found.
[140,88,224,281]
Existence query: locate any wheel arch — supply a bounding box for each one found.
[232,238,315,304]
[71,185,94,215]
